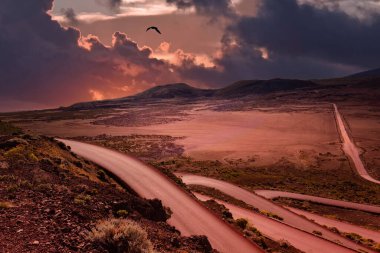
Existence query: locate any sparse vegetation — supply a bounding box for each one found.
[74,193,92,205]
[260,210,284,221]
[343,233,380,251]
[97,170,108,182]
[0,121,22,135]
[116,210,129,218]
[236,218,248,229]
[0,124,217,253]
[28,152,39,162]
[88,219,154,253]
[274,198,380,231]
[4,146,24,158]
[200,198,303,253]
[248,226,262,236]
[156,156,380,206]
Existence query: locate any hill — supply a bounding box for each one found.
[348,67,380,78]
[134,83,214,99]
[215,79,318,98]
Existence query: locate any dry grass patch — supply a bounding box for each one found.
[88,219,154,253]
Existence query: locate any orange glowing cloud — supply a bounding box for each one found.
[89,89,105,101]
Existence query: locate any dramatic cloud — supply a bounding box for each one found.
[96,0,123,12]
[1,0,380,110]
[166,0,235,17]
[226,0,380,69]
[174,0,380,84]
[0,0,177,108]
[61,8,79,25]
[297,0,380,22]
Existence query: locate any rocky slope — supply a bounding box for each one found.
[0,122,215,253]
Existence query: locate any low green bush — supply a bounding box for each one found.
[236,218,248,229]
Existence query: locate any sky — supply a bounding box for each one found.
[1,0,380,111]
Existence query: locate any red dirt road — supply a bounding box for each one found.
[333,104,380,184]
[58,139,263,253]
[286,207,380,242]
[255,190,380,214]
[179,174,375,253]
[195,193,359,253]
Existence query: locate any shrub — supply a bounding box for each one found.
[0,121,22,135]
[279,240,290,248]
[36,183,53,192]
[312,230,322,236]
[116,210,129,218]
[236,218,248,229]
[4,146,24,158]
[249,226,262,236]
[97,170,108,182]
[28,153,39,162]
[260,210,284,221]
[5,179,32,192]
[74,194,92,205]
[73,160,83,168]
[57,141,70,151]
[88,219,154,253]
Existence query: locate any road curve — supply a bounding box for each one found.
[179,174,375,253]
[255,190,380,214]
[58,139,263,253]
[286,207,380,242]
[195,193,358,253]
[333,104,380,184]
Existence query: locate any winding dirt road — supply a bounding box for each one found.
[58,139,262,253]
[179,174,375,253]
[333,104,380,184]
[195,193,359,253]
[286,207,380,242]
[255,190,380,214]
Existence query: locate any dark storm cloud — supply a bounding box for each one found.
[227,0,380,69]
[175,0,380,85]
[61,8,79,25]
[108,0,122,10]
[166,0,235,17]
[0,0,176,107]
[95,0,123,12]
[1,0,380,110]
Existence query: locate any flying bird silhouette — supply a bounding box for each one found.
[146,26,161,34]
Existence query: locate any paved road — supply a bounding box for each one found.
[179,174,374,253]
[333,104,380,184]
[255,190,380,214]
[287,207,380,242]
[58,139,262,253]
[195,193,358,253]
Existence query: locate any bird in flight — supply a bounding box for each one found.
[146,26,161,34]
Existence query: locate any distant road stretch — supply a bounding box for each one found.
[179,174,375,253]
[255,190,380,214]
[58,139,263,253]
[333,104,380,184]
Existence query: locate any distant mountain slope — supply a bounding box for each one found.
[68,79,324,110]
[134,83,215,99]
[215,79,318,98]
[348,68,380,78]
